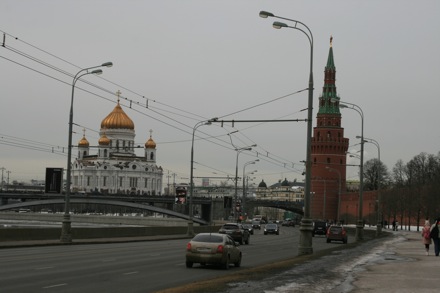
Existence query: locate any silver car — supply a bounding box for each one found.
[186,233,242,269]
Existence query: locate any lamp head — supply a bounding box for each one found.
[102,62,113,67]
[91,69,103,75]
[259,11,274,18]
[273,21,288,29]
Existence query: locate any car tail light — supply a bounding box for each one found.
[186,243,192,251]
[217,245,224,253]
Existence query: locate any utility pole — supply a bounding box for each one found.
[6,170,11,191]
[0,167,5,192]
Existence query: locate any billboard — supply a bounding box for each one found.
[45,168,63,193]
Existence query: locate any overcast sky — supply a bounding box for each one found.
[1,0,439,189]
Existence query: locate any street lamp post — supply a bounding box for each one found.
[326,166,341,223]
[259,10,314,255]
[188,119,215,236]
[242,159,259,218]
[334,100,364,241]
[242,160,259,199]
[61,62,113,243]
[233,145,256,221]
[361,136,381,236]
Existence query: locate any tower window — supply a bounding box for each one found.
[327,158,331,164]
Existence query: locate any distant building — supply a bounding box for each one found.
[70,92,163,195]
[254,178,304,220]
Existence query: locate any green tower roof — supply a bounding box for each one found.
[318,36,340,115]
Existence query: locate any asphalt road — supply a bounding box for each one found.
[0,225,346,293]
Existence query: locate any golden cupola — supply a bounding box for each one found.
[101,101,135,130]
[78,134,89,147]
[145,134,156,149]
[98,133,110,146]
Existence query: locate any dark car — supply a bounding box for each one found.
[282,219,295,227]
[326,225,348,244]
[312,220,328,237]
[242,223,254,235]
[264,223,280,235]
[219,223,250,245]
[186,233,242,269]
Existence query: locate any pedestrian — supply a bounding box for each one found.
[430,218,440,256]
[422,219,432,255]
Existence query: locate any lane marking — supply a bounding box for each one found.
[35,266,54,270]
[43,283,67,289]
[123,271,138,275]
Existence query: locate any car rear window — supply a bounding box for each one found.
[192,234,223,243]
[223,225,238,229]
[330,227,342,232]
[267,224,276,228]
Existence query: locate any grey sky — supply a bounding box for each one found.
[1,1,439,189]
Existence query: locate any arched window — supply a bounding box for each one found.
[150,152,154,160]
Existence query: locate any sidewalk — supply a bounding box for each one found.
[352,230,439,293]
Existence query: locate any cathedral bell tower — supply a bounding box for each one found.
[310,37,349,222]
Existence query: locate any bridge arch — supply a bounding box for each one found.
[0,198,208,225]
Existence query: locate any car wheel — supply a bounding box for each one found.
[343,238,347,244]
[245,236,250,245]
[326,238,331,243]
[234,254,242,267]
[223,256,230,270]
[186,261,193,268]
[239,239,243,245]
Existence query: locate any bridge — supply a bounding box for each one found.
[0,194,209,225]
[0,193,304,224]
[244,199,304,215]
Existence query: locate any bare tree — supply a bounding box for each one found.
[363,158,389,190]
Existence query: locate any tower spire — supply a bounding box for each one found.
[318,36,339,114]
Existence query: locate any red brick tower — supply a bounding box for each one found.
[310,37,349,222]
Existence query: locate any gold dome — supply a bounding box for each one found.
[98,133,110,146]
[78,134,89,147]
[145,136,156,149]
[101,102,134,130]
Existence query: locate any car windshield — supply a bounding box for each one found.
[192,234,223,243]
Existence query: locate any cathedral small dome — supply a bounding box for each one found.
[78,135,89,147]
[145,136,156,149]
[281,178,289,187]
[98,133,110,146]
[258,180,267,188]
[101,102,134,130]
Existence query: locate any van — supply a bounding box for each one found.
[312,220,328,237]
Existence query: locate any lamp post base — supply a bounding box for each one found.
[376,222,382,236]
[298,218,313,255]
[355,220,364,241]
[187,220,195,237]
[60,214,72,243]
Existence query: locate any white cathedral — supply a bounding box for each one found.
[70,92,163,195]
